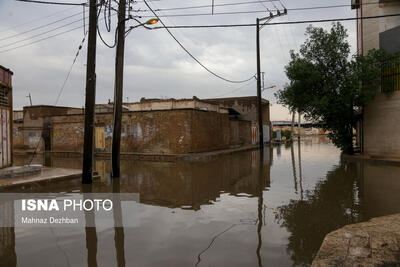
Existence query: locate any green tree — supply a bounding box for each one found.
[275,23,386,154]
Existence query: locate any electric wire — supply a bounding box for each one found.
[15,0,86,6]
[135,1,383,14]
[142,0,256,84]
[212,78,256,97]
[104,0,112,32]
[148,13,400,29]
[97,3,118,48]
[0,6,76,34]
[257,0,272,13]
[278,0,286,9]
[0,11,83,42]
[0,16,87,49]
[0,25,82,53]
[4,0,387,46]
[268,0,279,10]
[54,30,88,105]
[0,2,113,52]
[3,8,400,53]
[144,0,279,12]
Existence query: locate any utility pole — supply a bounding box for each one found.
[111,0,127,178]
[27,93,32,106]
[82,0,98,184]
[256,9,287,151]
[256,18,264,150]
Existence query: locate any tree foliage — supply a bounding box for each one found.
[275,23,386,154]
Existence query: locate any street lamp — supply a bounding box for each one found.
[262,85,276,92]
[125,18,159,35]
[256,10,286,151]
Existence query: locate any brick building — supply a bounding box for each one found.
[205,96,271,144]
[352,0,400,158]
[13,97,267,155]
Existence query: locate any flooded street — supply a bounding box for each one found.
[3,137,400,266]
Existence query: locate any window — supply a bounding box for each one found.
[381,55,400,92]
[351,0,360,9]
[0,87,9,107]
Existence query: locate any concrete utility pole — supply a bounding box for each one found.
[82,0,98,184]
[256,18,264,150]
[256,9,287,151]
[111,0,127,178]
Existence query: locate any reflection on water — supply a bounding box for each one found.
[2,137,400,266]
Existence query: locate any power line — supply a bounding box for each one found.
[0,25,82,53]
[0,6,112,53]
[135,1,384,16]
[143,0,279,12]
[5,0,383,44]
[142,0,256,84]
[212,79,256,97]
[0,16,86,49]
[0,6,77,34]
[258,0,272,13]
[96,3,118,48]
[268,0,279,10]
[1,2,109,51]
[55,31,88,105]
[148,13,400,29]
[0,11,83,42]
[3,10,399,53]
[15,0,86,6]
[136,10,278,18]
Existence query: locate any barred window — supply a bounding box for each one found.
[0,87,9,107]
[381,56,400,93]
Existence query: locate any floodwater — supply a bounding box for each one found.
[2,137,400,267]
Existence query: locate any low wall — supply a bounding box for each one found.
[49,109,251,154]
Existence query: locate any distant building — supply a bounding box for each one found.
[271,121,330,136]
[13,97,266,155]
[0,65,13,168]
[205,96,271,144]
[352,0,400,158]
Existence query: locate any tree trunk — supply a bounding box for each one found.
[297,112,301,139]
[291,111,295,141]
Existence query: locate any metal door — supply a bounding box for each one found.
[95,126,105,151]
[0,108,11,168]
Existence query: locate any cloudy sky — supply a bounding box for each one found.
[0,0,357,120]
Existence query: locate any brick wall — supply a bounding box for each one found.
[205,97,270,124]
[49,109,250,154]
[190,110,230,153]
[12,122,24,149]
[239,120,252,145]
